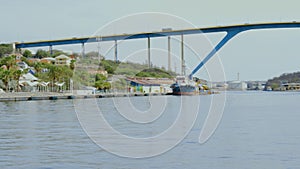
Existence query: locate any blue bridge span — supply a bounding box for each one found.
[14,22,300,78]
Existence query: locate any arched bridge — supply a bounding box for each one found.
[14,22,300,79]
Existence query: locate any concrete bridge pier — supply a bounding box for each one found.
[12,43,22,54]
[168,36,171,71]
[12,43,16,54]
[114,40,118,62]
[49,45,53,56]
[148,37,151,68]
[81,43,85,57]
[181,34,185,76]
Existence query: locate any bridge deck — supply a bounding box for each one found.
[15,22,300,48]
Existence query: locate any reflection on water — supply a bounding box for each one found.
[0,92,300,168]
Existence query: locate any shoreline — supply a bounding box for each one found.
[0,92,170,102]
[0,91,217,102]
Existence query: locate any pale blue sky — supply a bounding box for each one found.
[1,0,300,81]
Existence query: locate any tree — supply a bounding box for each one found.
[35,49,50,59]
[100,60,119,74]
[94,73,111,91]
[95,73,106,81]
[22,50,33,58]
[51,50,68,57]
[0,69,11,92]
[95,80,111,91]
[135,68,173,78]
[70,60,76,70]
[44,64,74,91]
[0,44,13,57]
[10,68,23,92]
[21,57,31,66]
[47,65,62,82]
[33,62,43,73]
[0,55,16,70]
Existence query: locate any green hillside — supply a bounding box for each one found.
[135,68,174,78]
[266,71,300,89]
[98,59,176,78]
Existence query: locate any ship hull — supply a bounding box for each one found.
[172,85,197,95]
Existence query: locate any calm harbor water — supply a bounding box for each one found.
[1,91,300,169]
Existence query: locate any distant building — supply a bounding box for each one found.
[87,70,108,77]
[27,58,40,64]
[16,61,29,69]
[19,73,39,92]
[126,77,174,94]
[207,81,227,90]
[227,81,247,90]
[281,83,300,91]
[55,54,71,66]
[40,57,55,64]
[246,81,266,90]
[14,53,23,62]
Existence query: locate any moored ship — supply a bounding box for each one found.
[170,76,197,95]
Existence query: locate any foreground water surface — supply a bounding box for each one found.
[1,91,300,169]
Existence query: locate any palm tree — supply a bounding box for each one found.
[11,68,23,92]
[33,62,43,73]
[1,55,16,70]
[0,69,11,92]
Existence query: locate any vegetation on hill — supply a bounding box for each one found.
[75,55,177,91]
[98,60,176,78]
[0,45,71,59]
[0,47,178,92]
[78,55,177,78]
[135,68,174,78]
[99,60,119,74]
[0,44,13,57]
[94,73,111,91]
[266,72,300,89]
[114,61,150,76]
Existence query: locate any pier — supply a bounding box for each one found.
[0,92,168,102]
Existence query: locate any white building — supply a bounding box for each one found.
[55,54,71,66]
[17,61,29,69]
[227,81,247,90]
[19,73,39,92]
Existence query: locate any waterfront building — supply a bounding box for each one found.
[246,81,266,90]
[126,77,174,94]
[41,57,55,64]
[19,73,39,92]
[16,61,29,69]
[280,83,300,91]
[55,54,72,66]
[227,81,247,90]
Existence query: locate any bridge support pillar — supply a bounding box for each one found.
[12,43,16,54]
[168,36,171,71]
[81,43,85,58]
[49,45,53,56]
[114,40,118,63]
[97,41,101,63]
[181,34,185,76]
[148,37,151,68]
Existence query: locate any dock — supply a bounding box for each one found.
[0,92,169,102]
